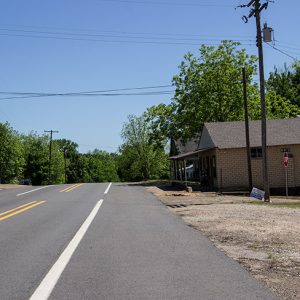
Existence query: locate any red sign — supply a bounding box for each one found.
[283,152,289,167]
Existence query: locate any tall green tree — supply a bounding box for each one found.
[50,141,65,184]
[55,139,80,183]
[81,150,119,182]
[266,62,300,117]
[22,133,49,185]
[146,40,260,142]
[118,115,169,181]
[0,123,24,183]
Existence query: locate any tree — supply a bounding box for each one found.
[146,40,260,142]
[55,139,79,183]
[50,141,65,184]
[22,133,49,185]
[118,115,169,181]
[0,123,24,183]
[266,91,300,119]
[266,62,300,117]
[82,150,119,182]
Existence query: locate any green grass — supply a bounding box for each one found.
[249,201,300,208]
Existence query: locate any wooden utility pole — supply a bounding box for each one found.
[242,67,253,192]
[64,149,67,184]
[44,130,59,184]
[254,0,270,201]
[239,0,271,201]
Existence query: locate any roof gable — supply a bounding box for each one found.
[198,126,215,149]
[199,118,300,149]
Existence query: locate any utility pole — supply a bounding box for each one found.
[239,0,271,201]
[242,67,253,192]
[44,130,59,184]
[64,149,67,184]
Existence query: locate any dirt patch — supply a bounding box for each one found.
[148,186,300,300]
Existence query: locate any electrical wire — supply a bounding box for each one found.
[273,40,300,48]
[264,42,299,61]
[275,41,300,53]
[0,30,255,46]
[0,28,254,43]
[96,0,234,7]
[0,85,176,101]
[2,33,251,46]
[0,92,174,101]
[0,85,173,95]
[0,23,254,39]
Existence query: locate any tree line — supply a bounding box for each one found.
[0,117,169,185]
[1,40,299,184]
[0,127,120,185]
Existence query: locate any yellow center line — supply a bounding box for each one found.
[59,183,83,193]
[59,184,82,193]
[65,183,83,192]
[59,184,78,192]
[0,201,38,217]
[0,201,46,221]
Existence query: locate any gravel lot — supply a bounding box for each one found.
[148,186,300,300]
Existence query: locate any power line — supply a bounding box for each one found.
[0,32,256,47]
[0,92,175,101]
[0,85,176,100]
[0,24,254,39]
[275,41,300,52]
[0,28,254,43]
[264,42,298,60]
[2,33,250,46]
[96,0,234,7]
[0,84,173,95]
[274,40,300,48]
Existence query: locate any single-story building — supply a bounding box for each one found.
[170,118,300,192]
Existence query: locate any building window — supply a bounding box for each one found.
[251,147,262,159]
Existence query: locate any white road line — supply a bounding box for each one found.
[16,186,51,197]
[104,182,112,194]
[29,199,103,300]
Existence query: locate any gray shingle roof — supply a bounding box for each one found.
[200,118,300,149]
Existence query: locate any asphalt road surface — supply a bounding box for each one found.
[0,183,277,300]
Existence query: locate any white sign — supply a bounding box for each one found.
[250,187,265,201]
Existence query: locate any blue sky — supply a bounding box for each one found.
[0,0,299,153]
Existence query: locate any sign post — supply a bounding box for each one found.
[283,152,289,197]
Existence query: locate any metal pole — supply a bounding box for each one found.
[242,67,253,192]
[285,167,288,198]
[254,0,270,201]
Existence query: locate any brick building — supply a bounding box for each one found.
[170,118,300,192]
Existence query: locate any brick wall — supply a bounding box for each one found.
[215,145,300,190]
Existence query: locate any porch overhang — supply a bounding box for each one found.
[169,147,216,160]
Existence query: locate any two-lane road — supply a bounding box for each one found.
[0,183,277,300]
[0,183,108,300]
